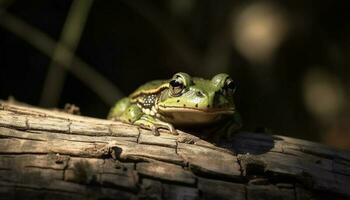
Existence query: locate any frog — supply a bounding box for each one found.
[108,72,241,137]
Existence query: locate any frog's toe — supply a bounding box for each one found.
[161,123,178,135]
[168,126,178,135]
[152,119,178,135]
[154,124,177,136]
[151,126,160,136]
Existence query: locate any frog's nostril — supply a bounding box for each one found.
[196,91,204,97]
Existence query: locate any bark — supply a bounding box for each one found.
[0,101,349,200]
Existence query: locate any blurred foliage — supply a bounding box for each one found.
[0,0,350,149]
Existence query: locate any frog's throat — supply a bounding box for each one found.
[157,105,235,115]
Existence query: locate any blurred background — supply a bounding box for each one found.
[0,0,349,149]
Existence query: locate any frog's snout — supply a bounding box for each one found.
[191,90,216,109]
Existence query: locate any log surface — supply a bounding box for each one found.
[0,102,350,200]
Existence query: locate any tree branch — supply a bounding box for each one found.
[0,101,349,199]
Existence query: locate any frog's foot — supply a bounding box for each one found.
[224,122,242,139]
[134,115,178,136]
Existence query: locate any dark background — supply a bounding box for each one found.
[0,0,350,149]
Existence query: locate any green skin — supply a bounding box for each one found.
[108,72,241,136]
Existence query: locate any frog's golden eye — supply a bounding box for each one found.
[223,78,236,94]
[169,79,184,96]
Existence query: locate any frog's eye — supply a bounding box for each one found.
[169,79,184,96]
[223,78,236,94]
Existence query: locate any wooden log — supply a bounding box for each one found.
[0,101,350,200]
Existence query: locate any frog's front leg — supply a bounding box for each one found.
[134,115,178,136]
[216,112,242,139]
[223,112,242,138]
[109,99,177,136]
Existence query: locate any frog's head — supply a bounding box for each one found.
[157,72,238,125]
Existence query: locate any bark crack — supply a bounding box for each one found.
[136,128,141,144]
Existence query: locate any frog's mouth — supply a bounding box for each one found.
[157,105,235,125]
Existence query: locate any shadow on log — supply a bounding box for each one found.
[0,101,350,200]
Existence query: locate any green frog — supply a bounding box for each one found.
[108,72,241,137]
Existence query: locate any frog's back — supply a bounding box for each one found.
[130,79,168,98]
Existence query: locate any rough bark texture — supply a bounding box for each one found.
[0,101,350,200]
